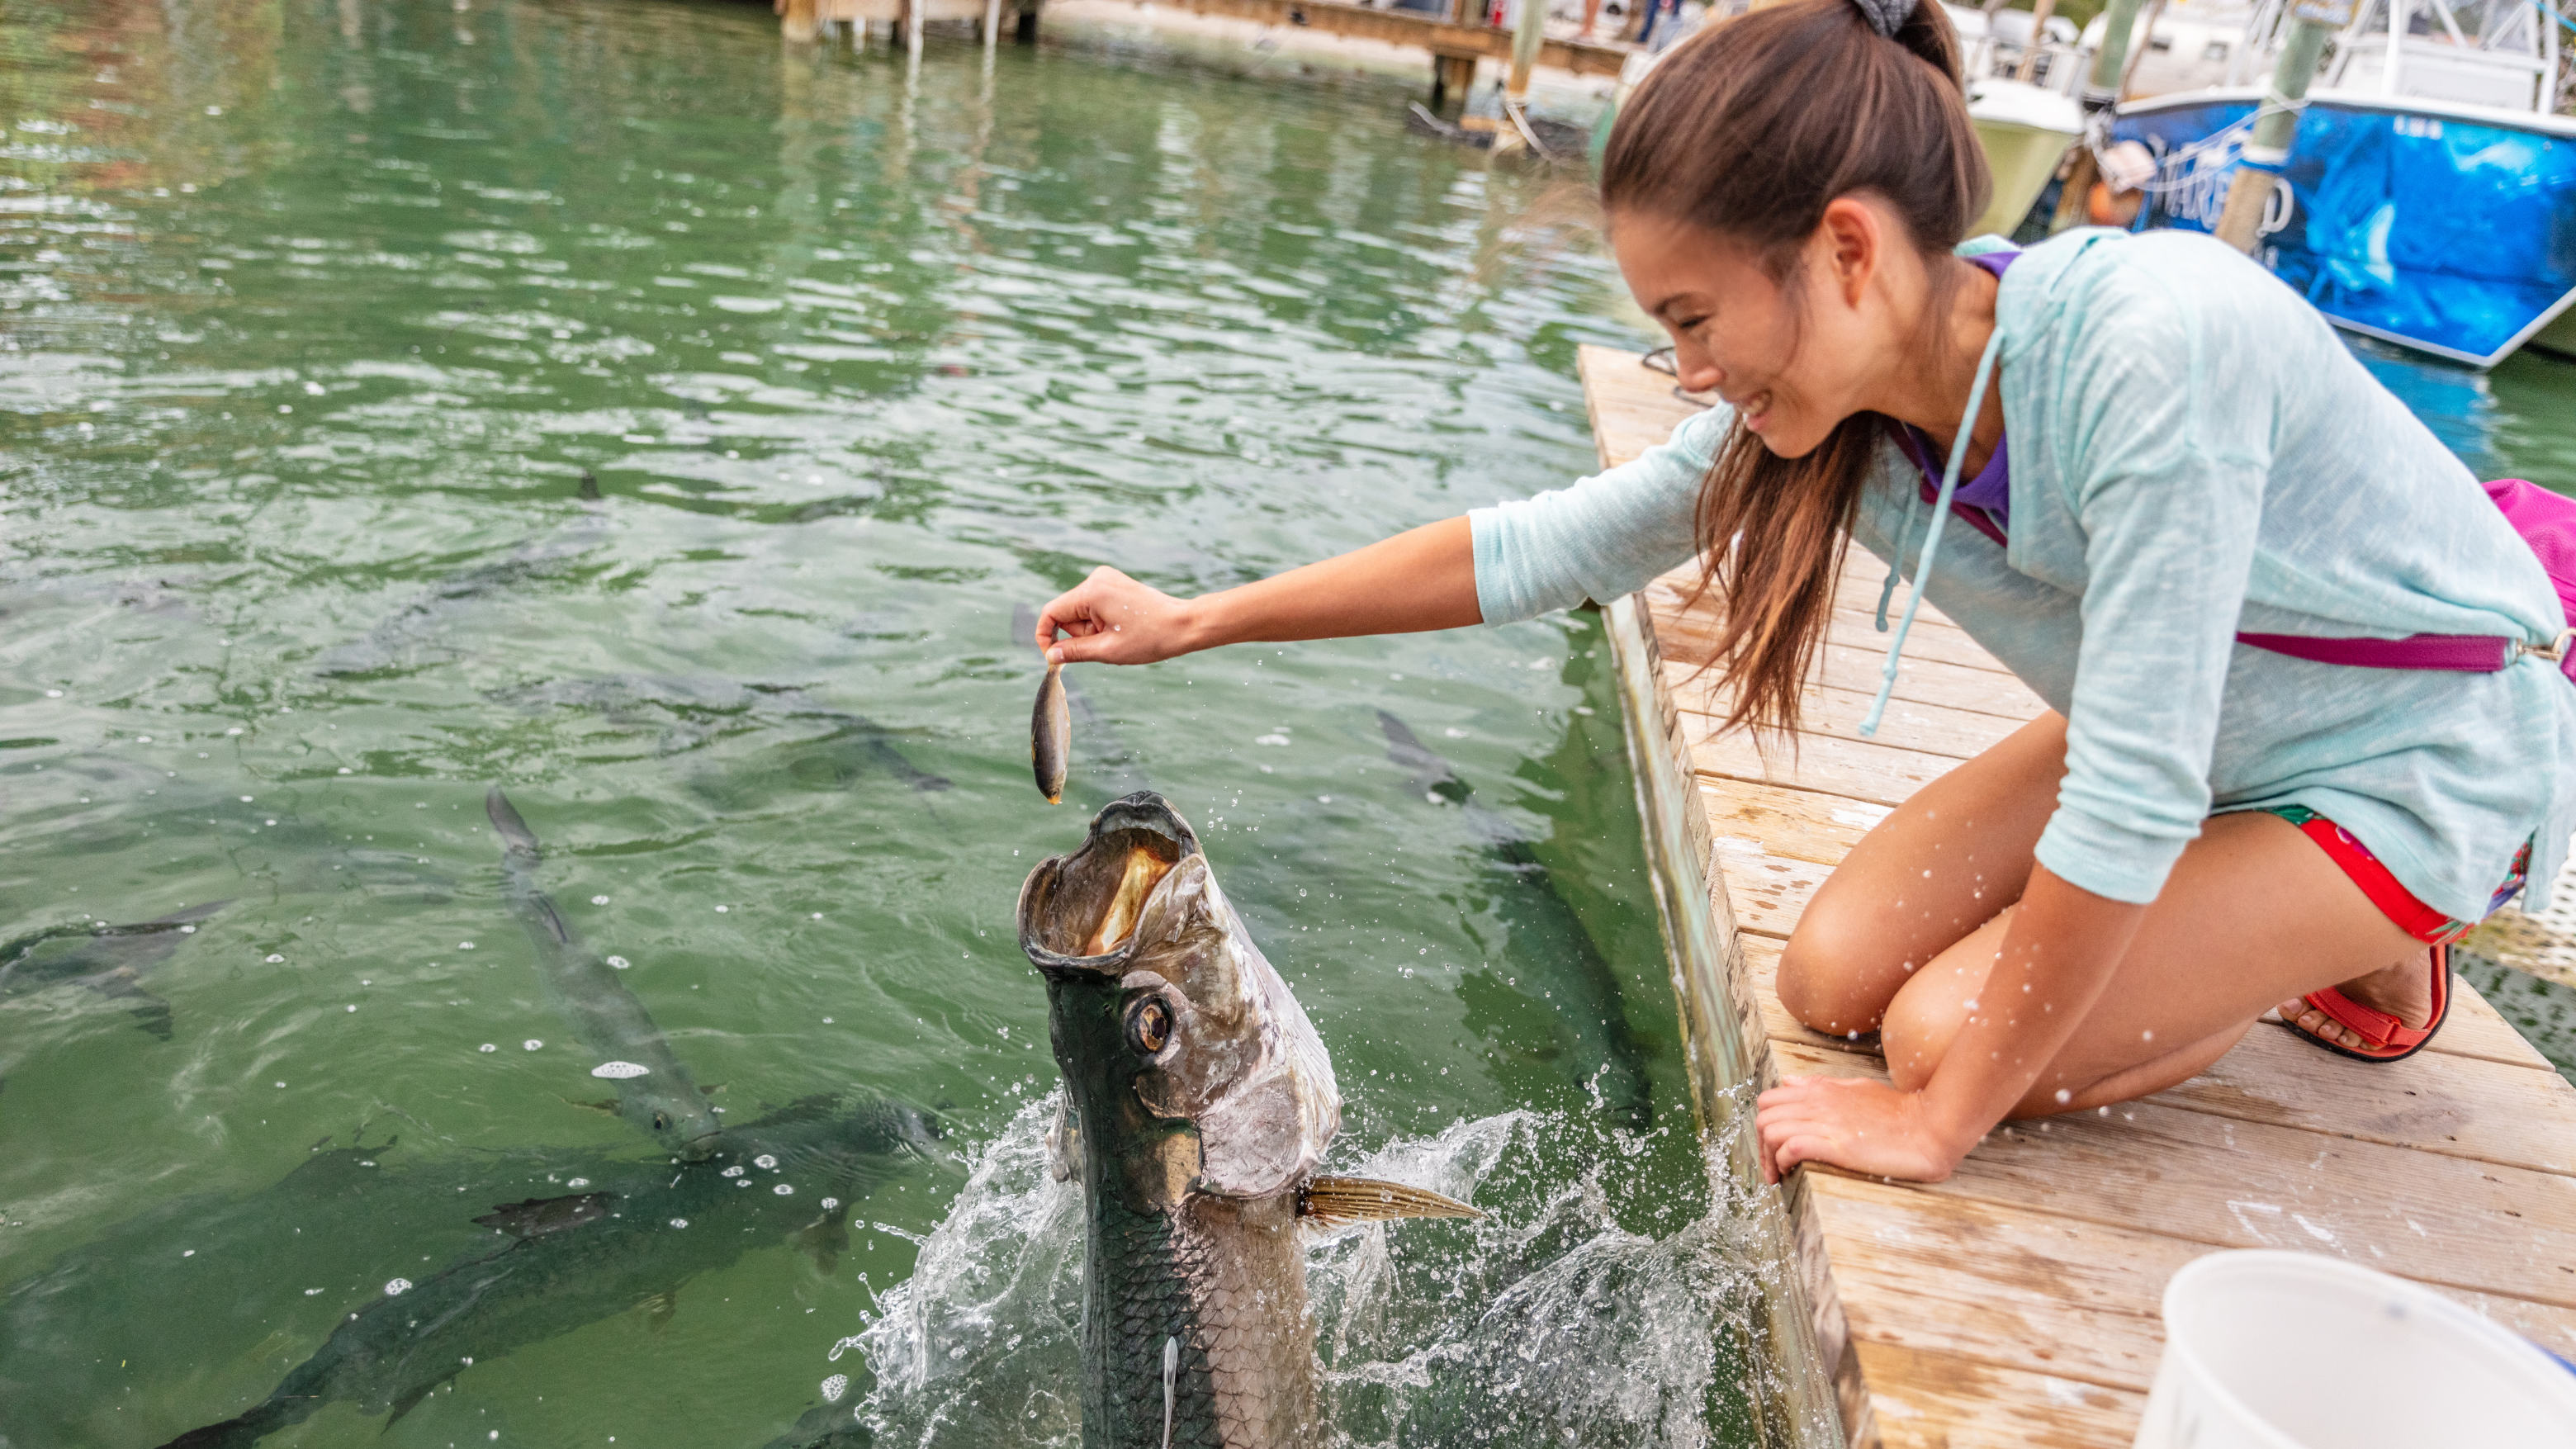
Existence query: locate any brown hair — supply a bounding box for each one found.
[1599,0,1989,739]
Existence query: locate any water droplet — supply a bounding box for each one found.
[714,905,729,913]
[566,1178,589,1188]
[304,1287,322,1295]
[754,1154,778,1170]
[239,795,253,803]
[478,1043,497,1053]
[345,1004,357,1013]
[722,1165,746,1177]
[44,689,61,698]
[606,955,631,968]
[522,1039,542,1051]
[591,895,610,906]
[337,767,353,774]
[384,1278,412,1295]
[773,1183,793,1196]
[821,1373,849,1404]
[265,954,285,964]
[592,1061,649,1079]
[459,941,475,950]
[820,1197,840,1210]
[182,1248,195,1257]
[670,1218,689,1229]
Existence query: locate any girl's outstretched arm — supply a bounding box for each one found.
[1034,516,1478,665]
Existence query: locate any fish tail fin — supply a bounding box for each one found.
[485,787,542,861]
[1297,1176,1483,1227]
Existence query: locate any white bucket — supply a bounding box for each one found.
[2133,1250,2576,1449]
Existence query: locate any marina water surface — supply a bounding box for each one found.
[6,0,2576,1445]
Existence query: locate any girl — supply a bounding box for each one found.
[1032,0,2576,1185]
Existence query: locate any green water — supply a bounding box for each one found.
[9,2,2576,1446]
[0,2,1778,1447]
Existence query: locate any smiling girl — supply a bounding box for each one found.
[1034,0,2576,1184]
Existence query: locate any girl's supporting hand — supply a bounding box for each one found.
[1035,566,1201,665]
[1754,1074,1973,1184]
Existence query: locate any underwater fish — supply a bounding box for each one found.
[1019,792,1476,1449]
[486,788,724,1159]
[1035,661,1071,803]
[1377,710,1653,1126]
[312,481,608,677]
[0,901,227,1040]
[151,1097,940,1449]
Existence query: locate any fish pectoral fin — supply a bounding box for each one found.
[639,1289,680,1332]
[385,1375,449,1426]
[561,1096,623,1116]
[1297,1177,1483,1226]
[792,1215,850,1275]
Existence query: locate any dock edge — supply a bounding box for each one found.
[1602,591,1852,1449]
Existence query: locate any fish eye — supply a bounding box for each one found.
[1127,997,1172,1055]
[654,1111,671,1131]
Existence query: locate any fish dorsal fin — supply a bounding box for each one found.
[1296,1176,1481,1226]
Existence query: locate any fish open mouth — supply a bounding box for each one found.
[1019,792,1199,969]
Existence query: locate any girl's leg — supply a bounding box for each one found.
[1880,808,2425,1115]
[1775,711,2067,1039]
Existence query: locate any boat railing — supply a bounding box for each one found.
[1960,32,2095,95]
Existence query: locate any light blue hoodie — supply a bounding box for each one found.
[1472,228,2576,921]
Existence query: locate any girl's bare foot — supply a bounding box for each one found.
[2278,949,2434,1051]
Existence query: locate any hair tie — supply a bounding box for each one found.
[1849,0,1910,37]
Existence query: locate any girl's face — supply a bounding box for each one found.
[1609,203,1901,459]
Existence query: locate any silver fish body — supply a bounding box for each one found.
[1034,661,1072,803]
[1020,793,1339,1448]
[485,789,724,1160]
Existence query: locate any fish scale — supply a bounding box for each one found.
[1087,1181,1311,1447]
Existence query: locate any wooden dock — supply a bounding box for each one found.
[1579,343,2576,1449]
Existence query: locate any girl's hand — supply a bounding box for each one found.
[1035,566,1200,665]
[1754,1074,1973,1185]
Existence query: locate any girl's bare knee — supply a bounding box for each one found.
[1778,909,1890,1038]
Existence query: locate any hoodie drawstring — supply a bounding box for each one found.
[1860,328,2007,738]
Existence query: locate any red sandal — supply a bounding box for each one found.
[2285,944,2451,1064]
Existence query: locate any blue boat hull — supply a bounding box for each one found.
[2110,93,2576,367]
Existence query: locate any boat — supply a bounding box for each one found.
[1941,4,2091,235]
[2105,0,2576,367]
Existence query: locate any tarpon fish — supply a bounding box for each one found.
[1035,661,1071,803]
[0,901,226,1040]
[1377,710,1653,1125]
[151,1097,939,1449]
[485,788,724,1159]
[1019,792,1477,1449]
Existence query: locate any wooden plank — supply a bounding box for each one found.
[1808,1177,2576,1390]
[1854,1340,2146,1449]
[1658,636,2048,721]
[1774,1042,2576,1310]
[1686,719,1963,809]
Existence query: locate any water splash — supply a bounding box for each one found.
[840,1096,1778,1448]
